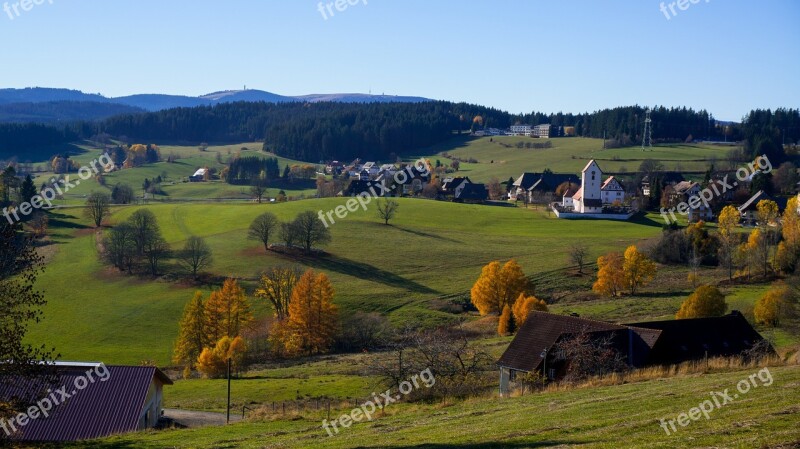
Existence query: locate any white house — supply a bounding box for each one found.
[601,176,625,205]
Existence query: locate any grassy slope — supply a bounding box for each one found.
[29,142,317,206]
[27,200,664,365]
[411,136,732,182]
[68,365,800,449]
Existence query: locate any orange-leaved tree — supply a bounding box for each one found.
[173,291,209,378]
[197,335,248,378]
[622,245,657,295]
[497,305,515,336]
[512,293,548,326]
[282,270,338,356]
[470,260,530,315]
[204,278,253,343]
[754,286,794,327]
[717,205,741,280]
[592,252,624,297]
[676,285,727,319]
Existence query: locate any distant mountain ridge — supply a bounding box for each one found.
[0,87,433,119]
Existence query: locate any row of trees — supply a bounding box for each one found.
[592,245,657,297]
[96,205,213,278]
[173,268,340,377]
[247,211,331,253]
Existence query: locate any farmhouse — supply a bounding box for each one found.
[497,311,772,395]
[737,190,788,225]
[189,168,207,182]
[667,181,713,222]
[0,363,173,442]
[641,172,685,197]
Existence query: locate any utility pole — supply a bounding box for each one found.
[226,358,232,424]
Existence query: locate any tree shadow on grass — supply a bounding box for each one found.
[290,252,437,294]
[628,213,665,228]
[47,211,91,230]
[393,226,461,243]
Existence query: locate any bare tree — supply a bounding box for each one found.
[569,244,589,273]
[248,212,280,252]
[487,177,503,200]
[143,236,171,276]
[551,330,628,383]
[179,236,213,279]
[377,199,399,225]
[84,192,111,228]
[255,266,302,320]
[292,211,331,253]
[250,179,267,204]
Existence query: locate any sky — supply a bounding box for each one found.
[0,0,798,121]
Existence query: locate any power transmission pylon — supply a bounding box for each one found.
[641,108,653,151]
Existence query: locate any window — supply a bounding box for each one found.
[547,369,556,380]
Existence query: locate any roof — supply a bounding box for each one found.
[673,181,699,195]
[563,186,579,198]
[455,183,487,201]
[498,311,770,373]
[581,159,601,174]
[442,177,471,192]
[498,312,627,372]
[345,180,383,196]
[192,168,207,177]
[601,176,624,191]
[737,190,787,213]
[0,364,172,442]
[527,174,580,192]
[627,312,772,365]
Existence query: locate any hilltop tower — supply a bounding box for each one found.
[642,108,653,150]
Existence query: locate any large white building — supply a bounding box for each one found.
[510,125,532,136]
[563,160,625,213]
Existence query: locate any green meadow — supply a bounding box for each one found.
[413,136,733,182]
[28,198,667,365]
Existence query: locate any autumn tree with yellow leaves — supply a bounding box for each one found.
[204,278,253,343]
[497,305,515,336]
[676,285,727,319]
[255,266,302,320]
[776,196,800,273]
[622,245,657,295]
[273,270,339,356]
[172,291,209,378]
[512,293,548,325]
[197,336,248,378]
[754,285,795,327]
[717,205,742,280]
[470,260,530,315]
[592,252,625,297]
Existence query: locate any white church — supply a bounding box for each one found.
[561,160,626,215]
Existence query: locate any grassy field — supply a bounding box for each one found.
[411,136,734,183]
[27,142,317,206]
[65,364,800,449]
[27,199,666,365]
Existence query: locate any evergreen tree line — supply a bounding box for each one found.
[2,103,798,166]
[226,156,280,185]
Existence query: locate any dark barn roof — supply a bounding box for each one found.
[0,364,172,442]
[456,183,488,201]
[627,312,772,365]
[498,311,771,374]
[527,174,580,193]
[498,312,627,372]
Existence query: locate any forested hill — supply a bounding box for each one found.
[95,102,743,162]
[1,101,797,164]
[99,101,511,161]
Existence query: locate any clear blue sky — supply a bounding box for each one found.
[0,0,798,121]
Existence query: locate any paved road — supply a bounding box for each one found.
[163,408,242,428]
